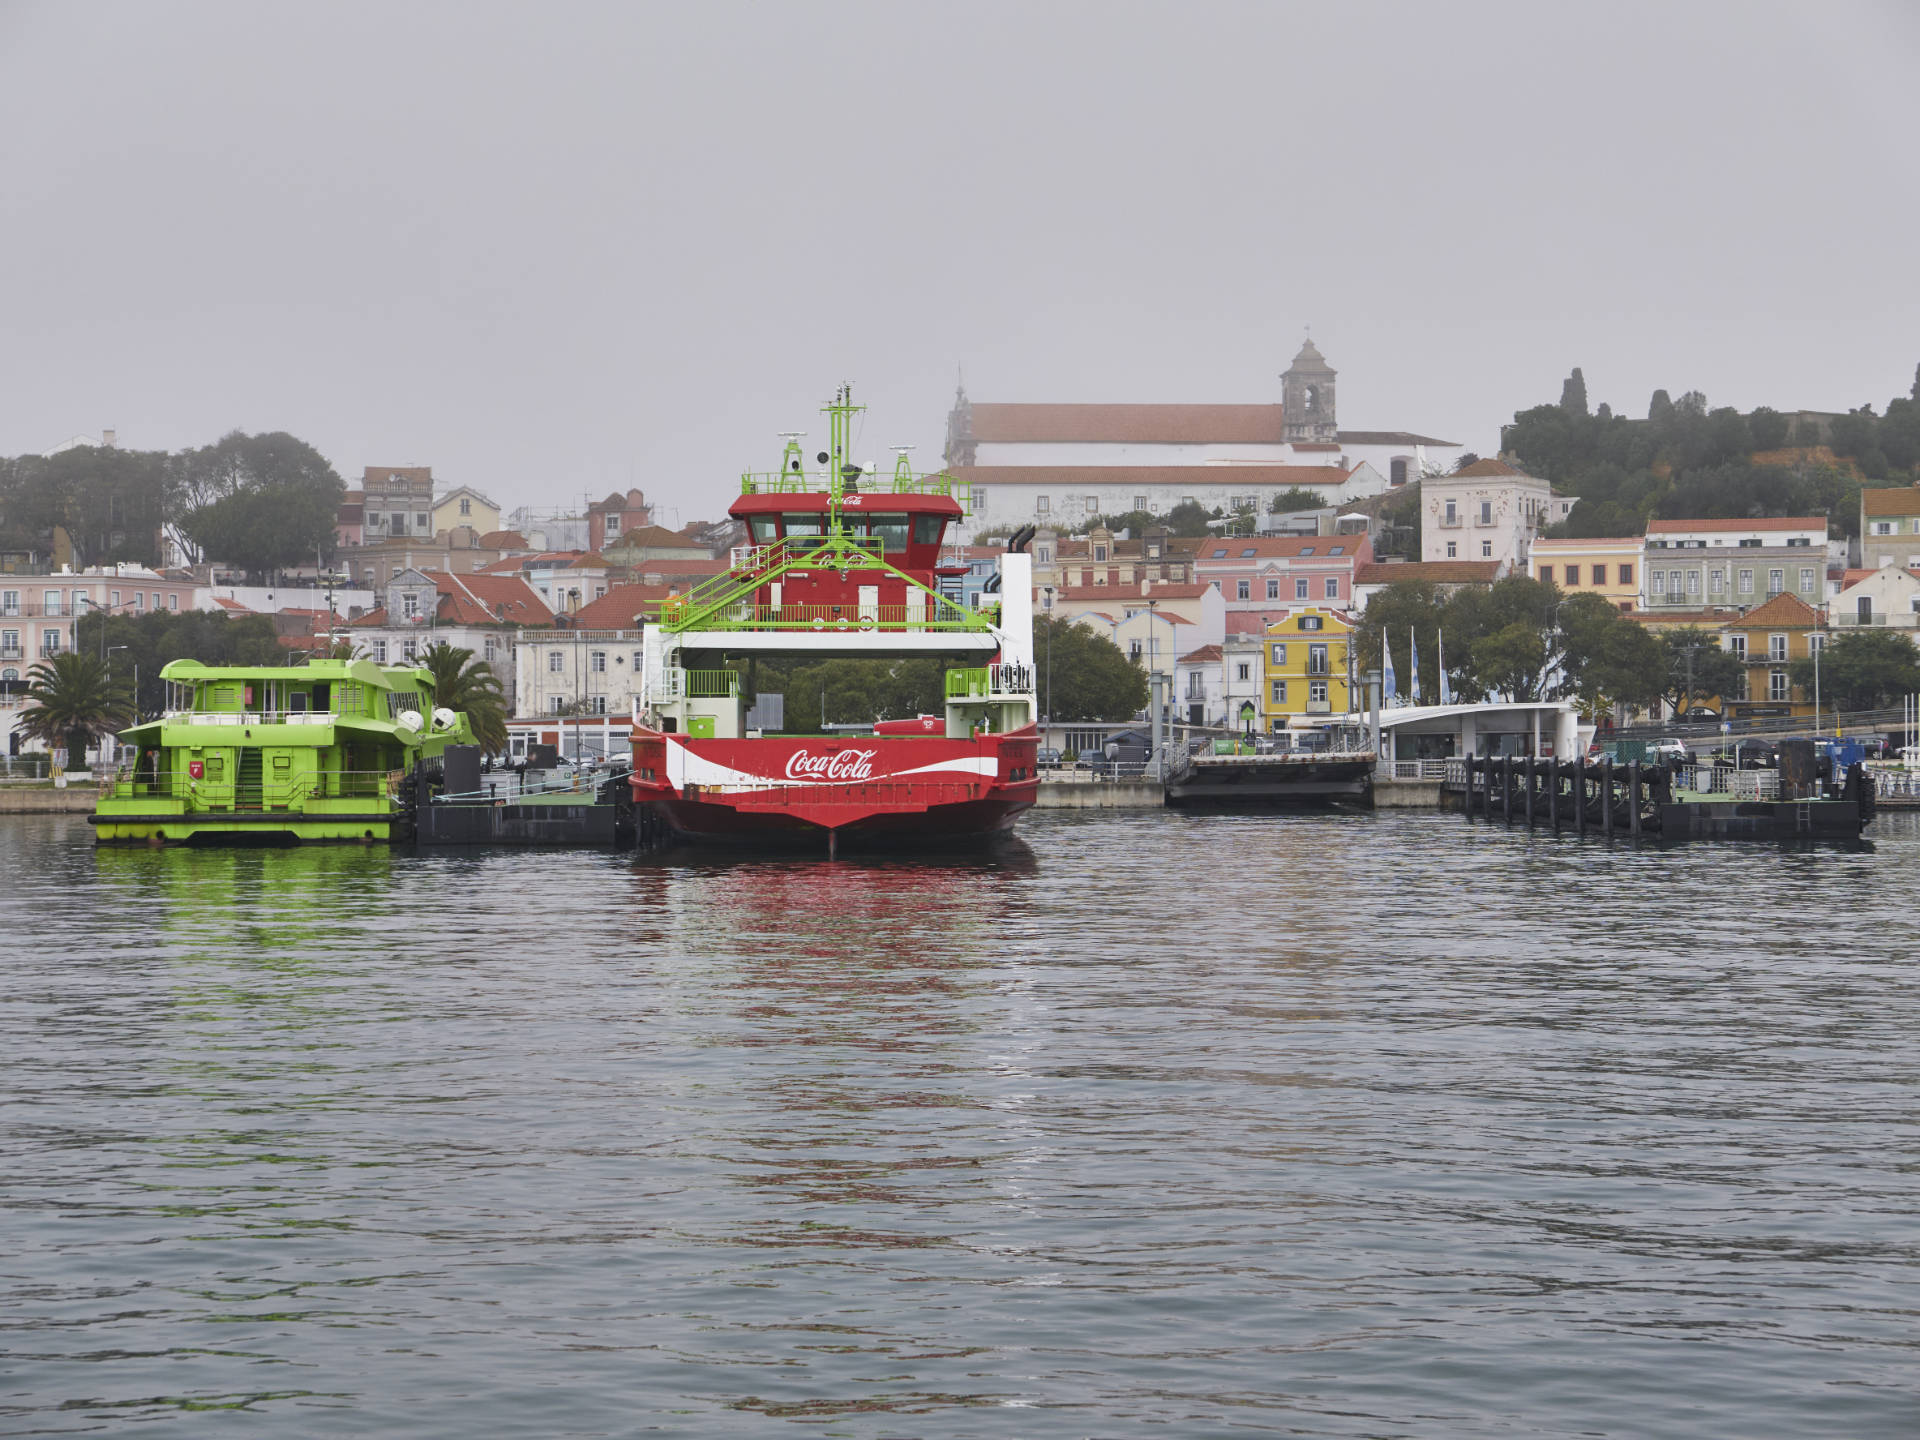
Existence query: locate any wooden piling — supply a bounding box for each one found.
[1524,756,1536,830]
[1628,761,1642,838]
[1602,758,1614,837]
[1502,755,1513,827]
[1574,760,1586,835]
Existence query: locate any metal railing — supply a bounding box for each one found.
[945,662,1036,700]
[103,768,400,805]
[691,601,992,634]
[1677,766,1781,799]
[738,471,960,498]
[665,668,741,699]
[1381,758,1456,781]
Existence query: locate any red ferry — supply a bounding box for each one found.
[629,386,1039,850]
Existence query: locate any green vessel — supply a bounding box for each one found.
[91,658,476,846]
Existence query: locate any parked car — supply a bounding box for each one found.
[1035,747,1062,769]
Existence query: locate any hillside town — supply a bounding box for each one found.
[5,343,1920,770]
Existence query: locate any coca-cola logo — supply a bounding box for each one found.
[784,747,878,782]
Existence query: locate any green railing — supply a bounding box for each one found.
[738,471,961,498]
[661,532,994,635]
[946,667,990,699]
[676,669,741,698]
[694,602,993,634]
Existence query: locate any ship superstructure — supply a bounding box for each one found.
[630,386,1038,846]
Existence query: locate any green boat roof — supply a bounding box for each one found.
[159,658,428,690]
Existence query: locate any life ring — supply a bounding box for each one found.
[835,618,848,630]
[858,615,877,632]
[812,618,826,630]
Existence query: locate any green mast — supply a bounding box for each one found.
[824,382,864,539]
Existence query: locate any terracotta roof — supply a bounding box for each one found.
[965,403,1456,448]
[1838,567,1920,588]
[1447,458,1524,479]
[433,571,553,627]
[1725,592,1821,628]
[568,584,676,629]
[947,464,1350,489]
[607,524,699,548]
[1529,536,1644,549]
[210,595,252,612]
[1647,516,1825,533]
[351,606,390,627]
[475,550,588,574]
[1353,561,1499,585]
[1178,644,1224,664]
[478,529,530,549]
[1861,487,1920,518]
[1197,536,1368,562]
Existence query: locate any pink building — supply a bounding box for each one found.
[1193,533,1374,634]
[1,566,200,678]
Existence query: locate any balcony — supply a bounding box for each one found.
[1437,515,1463,528]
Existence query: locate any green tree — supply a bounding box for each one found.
[1470,622,1548,701]
[174,431,346,577]
[1748,406,1790,451]
[1648,389,1674,425]
[420,641,509,752]
[79,609,285,719]
[18,652,132,766]
[1267,487,1329,514]
[1660,628,1745,712]
[1560,367,1588,417]
[1,446,172,568]
[1357,580,1447,702]
[1789,630,1920,712]
[1036,613,1149,720]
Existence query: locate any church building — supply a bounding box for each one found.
[943,340,1463,539]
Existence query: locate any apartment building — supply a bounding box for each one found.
[1641,517,1826,611]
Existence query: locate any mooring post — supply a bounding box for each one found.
[1522,756,1533,830]
[1549,757,1560,831]
[1465,757,1477,820]
[1502,755,1512,826]
[1628,761,1643,838]
[1574,759,1586,835]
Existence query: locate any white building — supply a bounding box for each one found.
[1421,459,1573,572]
[350,569,552,714]
[945,339,1463,540]
[1828,561,1920,631]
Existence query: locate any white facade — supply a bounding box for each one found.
[202,582,376,618]
[1828,563,1920,631]
[515,630,648,718]
[961,462,1389,540]
[1421,465,1570,572]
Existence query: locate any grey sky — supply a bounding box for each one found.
[4,1,1917,526]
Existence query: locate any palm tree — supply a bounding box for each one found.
[420,641,508,752]
[19,652,133,769]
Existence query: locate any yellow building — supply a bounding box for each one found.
[1717,592,1824,720]
[1528,536,1641,611]
[431,485,502,540]
[1261,607,1355,730]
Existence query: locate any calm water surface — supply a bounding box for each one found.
[2,810,1916,1438]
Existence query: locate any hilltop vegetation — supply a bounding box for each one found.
[1502,365,1920,540]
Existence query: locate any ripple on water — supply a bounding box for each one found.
[0,810,1916,1438]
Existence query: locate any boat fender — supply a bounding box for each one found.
[397,709,424,734]
[432,707,458,731]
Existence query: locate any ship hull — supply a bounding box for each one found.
[631,727,1038,846]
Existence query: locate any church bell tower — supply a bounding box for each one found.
[1281,337,1338,444]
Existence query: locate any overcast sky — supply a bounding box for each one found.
[4,1,1917,525]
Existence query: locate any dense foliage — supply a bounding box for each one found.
[1789,630,1920,712]
[1033,613,1150,721]
[1502,366,1920,542]
[0,429,345,582]
[1357,576,1667,715]
[78,609,285,719]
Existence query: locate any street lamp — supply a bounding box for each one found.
[1040,585,1054,730]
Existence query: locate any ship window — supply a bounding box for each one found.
[747,515,777,544]
[782,514,824,537]
[863,514,910,553]
[913,514,945,546]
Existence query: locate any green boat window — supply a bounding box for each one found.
[782,514,824,538]
[747,515,777,544]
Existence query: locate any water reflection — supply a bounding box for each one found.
[1,812,1915,1438]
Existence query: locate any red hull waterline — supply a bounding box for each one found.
[631,725,1040,849]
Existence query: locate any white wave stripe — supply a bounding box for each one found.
[667,740,998,790]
